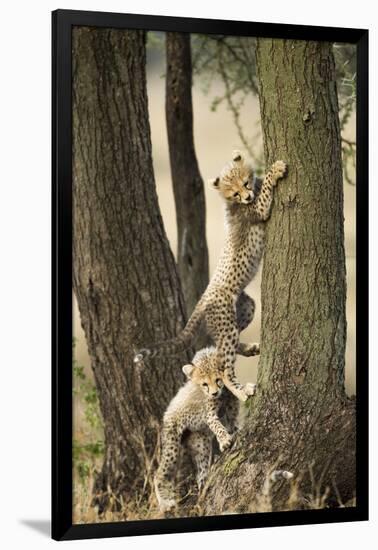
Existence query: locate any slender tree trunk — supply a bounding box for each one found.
[166,32,209,315]
[201,40,355,514]
[72,27,189,513]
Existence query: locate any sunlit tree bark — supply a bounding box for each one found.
[202,40,355,514]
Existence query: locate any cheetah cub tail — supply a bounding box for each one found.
[133,348,151,364]
[262,470,294,497]
[270,470,294,481]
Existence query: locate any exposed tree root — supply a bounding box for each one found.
[199,397,355,514]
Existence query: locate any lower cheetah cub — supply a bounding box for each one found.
[154,346,257,512]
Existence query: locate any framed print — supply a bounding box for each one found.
[52,9,368,541]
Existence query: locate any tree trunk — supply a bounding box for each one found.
[201,40,355,514]
[72,27,189,513]
[166,32,209,316]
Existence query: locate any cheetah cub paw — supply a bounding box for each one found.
[219,433,234,452]
[238,383,257,403]
[154,479,177,513]
[245,383,257,397]
[272,160,288,185]
[243,342,260,357]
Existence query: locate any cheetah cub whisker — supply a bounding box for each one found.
[154,347,256,513]
[135,151,287,402]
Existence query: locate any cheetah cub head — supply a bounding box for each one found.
[182,349,224,399]
[209,150,254,205]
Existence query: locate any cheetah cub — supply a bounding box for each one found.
[154,346,257,513]
[136,151,287,402]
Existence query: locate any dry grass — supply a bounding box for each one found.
[73,434,201,524]
[73,452,356,524]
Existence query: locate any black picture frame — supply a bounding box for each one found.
[52,9,369,541]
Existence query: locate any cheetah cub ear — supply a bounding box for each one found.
[182,364,195,379]
[232,150,244,163]
[208,177,220,190]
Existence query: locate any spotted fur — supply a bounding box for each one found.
[135,151,287,402]
[154,347,256,512]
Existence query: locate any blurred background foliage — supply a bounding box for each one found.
[147,33,356,180]
[192,36,356,181]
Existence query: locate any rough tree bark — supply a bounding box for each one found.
[72,27,189,512]
[166,32,209,315]
[201,40,355,514]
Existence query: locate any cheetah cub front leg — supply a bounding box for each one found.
[247,158,287,224]
[206,399,235,451]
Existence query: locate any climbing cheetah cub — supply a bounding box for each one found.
[154,346,257,513]
[136,151,287,402]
